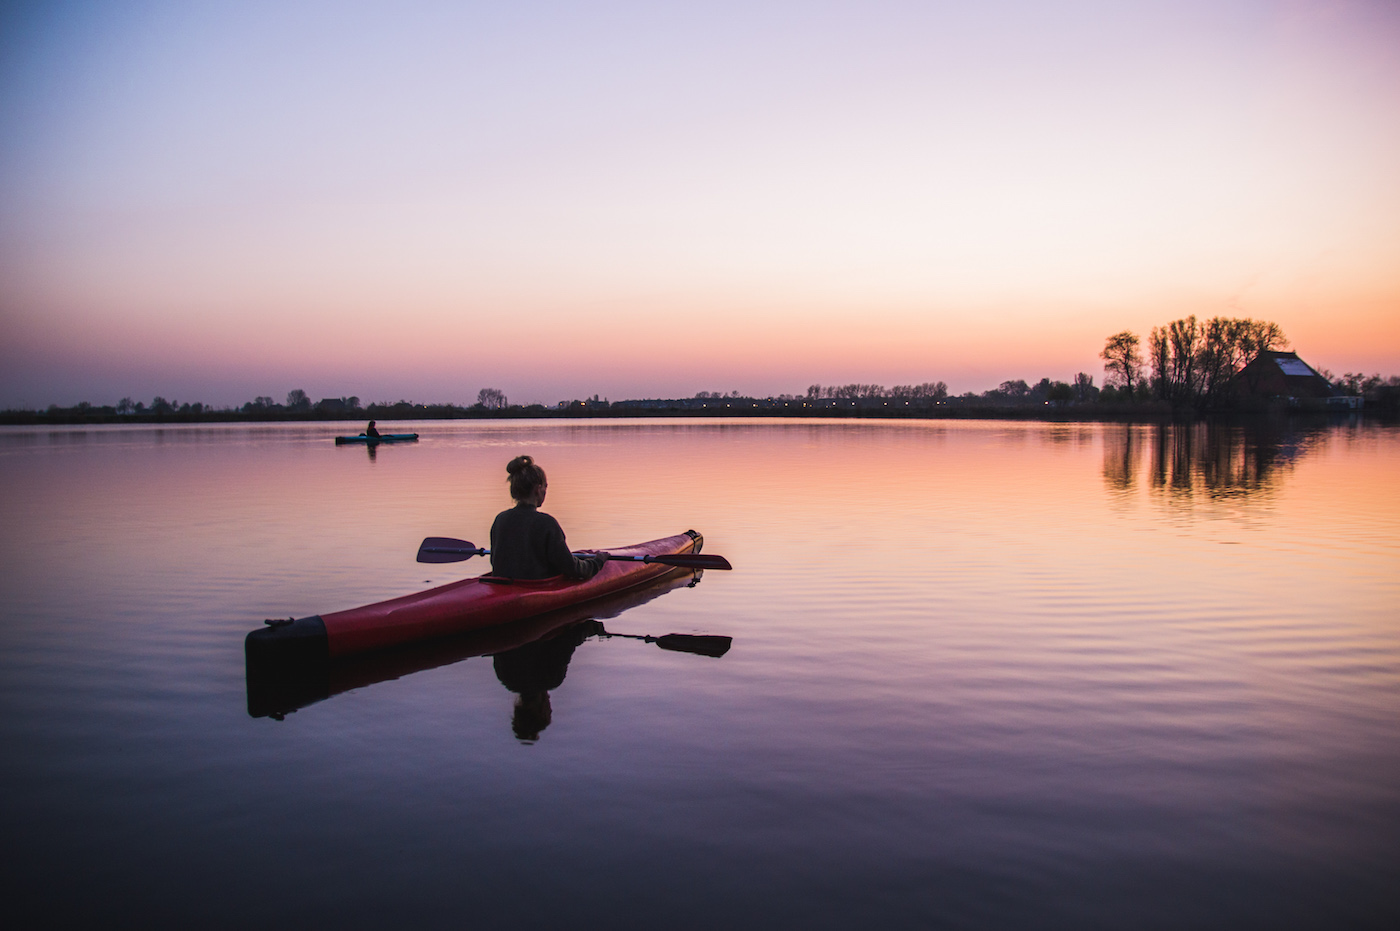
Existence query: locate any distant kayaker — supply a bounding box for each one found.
[490,455,606,580]
[365,420,380,438]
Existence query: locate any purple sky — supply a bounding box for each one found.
[2,0,1398,408]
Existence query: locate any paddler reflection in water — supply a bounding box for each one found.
[489,455,607,581]
[493,619,603,742]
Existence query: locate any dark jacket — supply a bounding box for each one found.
[489,502,604,580]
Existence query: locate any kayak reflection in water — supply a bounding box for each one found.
[492,620,603,742]
[490,455,606,581]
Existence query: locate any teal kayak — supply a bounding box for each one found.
[334,433,419,445]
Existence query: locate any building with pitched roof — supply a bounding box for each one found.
[1234,350,1359,409]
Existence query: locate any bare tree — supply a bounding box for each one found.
[1148,326,1170,399]
[286,389,311,411]
[1167,316,1200,402]
[1237,318,1288,360]
[477,388,507,409]
[1100,331,1144,394]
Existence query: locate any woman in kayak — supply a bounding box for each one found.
[364,420,380,438]
[490,455,607,581]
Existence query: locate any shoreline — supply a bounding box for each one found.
[2,401,1389,427]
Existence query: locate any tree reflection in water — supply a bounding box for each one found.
[1101,425,1143,495]
[1103,421,1326,507]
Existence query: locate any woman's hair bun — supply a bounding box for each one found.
[506,455,546,500]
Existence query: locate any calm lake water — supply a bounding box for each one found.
[1,418,1397,929]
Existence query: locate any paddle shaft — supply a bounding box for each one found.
[416,537,730,570]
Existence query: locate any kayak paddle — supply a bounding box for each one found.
[417,537,487,563]
[416,536,732,570]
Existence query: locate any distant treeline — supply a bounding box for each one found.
[7,341,1397,426]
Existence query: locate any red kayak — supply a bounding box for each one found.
[247,530,705,659]
[246,564,707,719]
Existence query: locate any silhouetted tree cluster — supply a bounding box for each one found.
[791,377,1091,407]
[1102,317,1289,410]
[1331,372,1400,411]
[1074,373,1098,402]
[891,382,949,400]
[978,377,1083,404]
[29,396,210,420]
[1146,316,1288,409]
[806,384,889,399]
[132,396,205,416]
[987,379,1030,400]
[477,388,508,409]
[1332,372,1400,397]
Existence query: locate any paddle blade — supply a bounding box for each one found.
[653,634,732,658]
[651,553,733,570]
[417,537,482,564]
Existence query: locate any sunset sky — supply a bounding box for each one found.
[2,0,1398,408]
